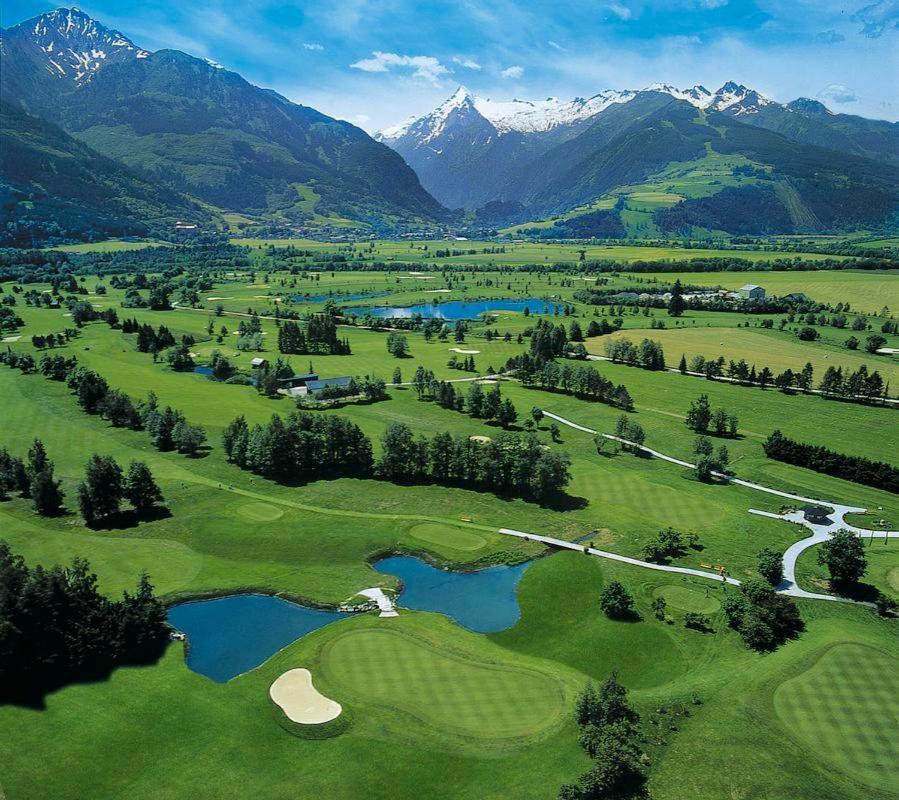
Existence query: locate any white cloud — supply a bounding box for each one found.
[698,0,728,8]
[607,3,633,20]
[501,64,524,79]
[350,51,450,84]
[452,56,482,70]
[351,113,371,124]
[547,40,565,50]
[303,42,324,51]
[852,0,899,37]
[817,83,858,104]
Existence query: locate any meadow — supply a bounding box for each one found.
[0,261,897,800]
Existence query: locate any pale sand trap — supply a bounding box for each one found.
[270,669,341,725]
[206,297,233,301]
[450,348,480,354]
[407,271,425,275]
[63,313,73,317]
[876,347,899,354]
[469,435,492,444]
[2,336,22,343]
[188,352,198,358]
[423,289,451,293]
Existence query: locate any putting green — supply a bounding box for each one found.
[654,584,721,614]
[320,628,566,741]
[408,522,487,552]
[774,644,899,793]
[236,502,284,522]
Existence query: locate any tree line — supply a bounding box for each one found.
[506,354,635,411]
[223,413,571,502]
[762,430,898,493]
[0,542,169,700]
[683,354,890,403]
[277,316,351,355]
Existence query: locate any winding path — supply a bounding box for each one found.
[534,410,898,604]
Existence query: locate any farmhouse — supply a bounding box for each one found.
[738,284,766,300]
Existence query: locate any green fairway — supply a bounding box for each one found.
[320,626,568,742]
[774,643,899,793]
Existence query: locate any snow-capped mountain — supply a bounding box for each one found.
[378,80,898,217]
[379,81,777,149]
[14,6,149,84]
[378,86,636,143]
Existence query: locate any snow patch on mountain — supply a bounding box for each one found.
[14,7,149,83]
[473,89,636,133]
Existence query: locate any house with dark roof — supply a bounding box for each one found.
[306,377,353,393]
[800,504,831,524]
[277,373,318,390]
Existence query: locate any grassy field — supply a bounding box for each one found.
[619,269,899,313]
[232,238,852,266]
[1,261,897,800]
[593,325,899,386]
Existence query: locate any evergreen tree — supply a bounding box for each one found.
[124,461,164,513]
[77,455,124,524]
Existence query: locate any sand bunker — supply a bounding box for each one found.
[423,289,452,293]
[450,348,480,354]
[206,297,233,301]
[270,669,342,724]
[1,336,21,343]
[469,435,492,444]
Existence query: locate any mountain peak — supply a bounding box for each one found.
[787,97,833,116]
[9,6,149,84]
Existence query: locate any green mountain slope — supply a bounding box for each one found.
[505,97,898,236]
[0,100,211,247]
[1,9,445,232]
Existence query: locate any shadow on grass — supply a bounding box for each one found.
[87,505,172,531]
[1,649,168,710]
[828,580,881,603]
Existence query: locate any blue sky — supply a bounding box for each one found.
[4,0,898,129]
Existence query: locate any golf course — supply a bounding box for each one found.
[1,243,897,800]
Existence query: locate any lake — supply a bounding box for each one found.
[373,555,531,633]
[343,298,564,320]
[167,594,348,683]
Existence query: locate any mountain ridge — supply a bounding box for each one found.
[1,7,447,237]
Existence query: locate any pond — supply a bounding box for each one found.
[167,594,349,683]
[168,556,532,682]
[343,298,564,320]
[193,365,213,377]
[373,555,531,633]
